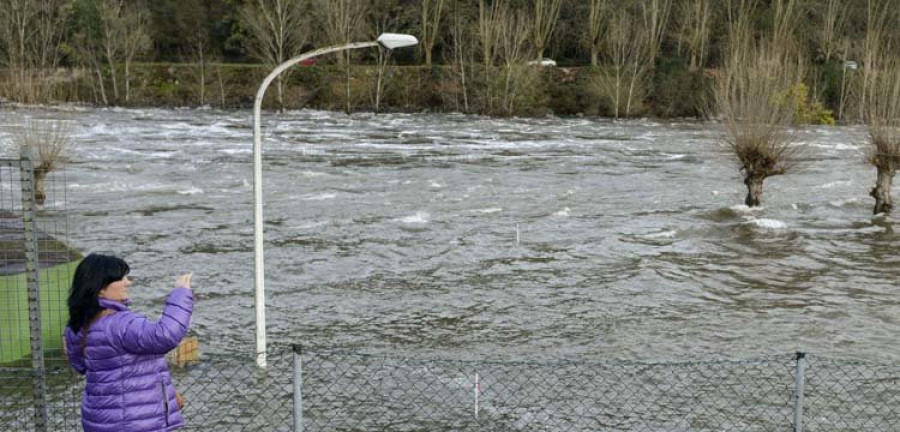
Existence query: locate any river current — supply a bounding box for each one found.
[1,107,897,362]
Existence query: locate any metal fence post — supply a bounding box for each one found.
[293,345,303,432]
[20,156,48,431]
[792,352,806,432]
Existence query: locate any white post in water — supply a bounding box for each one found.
[252,33,418,368]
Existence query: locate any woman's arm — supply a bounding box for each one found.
[63,327,86,374]
[113,287,194,355]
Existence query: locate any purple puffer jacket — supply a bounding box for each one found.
[64,288,193,432]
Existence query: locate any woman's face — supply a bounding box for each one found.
[99,276,131,302]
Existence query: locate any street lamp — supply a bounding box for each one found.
[252,33,419,367]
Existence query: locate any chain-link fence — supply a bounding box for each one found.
[3,346,900,431]
[1,157,899,431]
[298,349,900,432]
[0,156,78,431]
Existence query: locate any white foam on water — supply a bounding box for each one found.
[644,229,678,239]
[177,187,204,195]
[69,180,177,194]
[744,218,787,230]
[220,148,252,155]
[806,142,862,151]
[829,198,860,207]
[429,180,443,188]
[470,207,502,214]
[554,207,571,217]
[730,204,765,214]
[302,193,337,201]
[396,211,430,224]
[819,180,852,189]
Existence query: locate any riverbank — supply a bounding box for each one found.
[3,61,717,118]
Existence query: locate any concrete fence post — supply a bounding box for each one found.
[19,156,48,432]
[792,352,806,432]
[293,345,303,432]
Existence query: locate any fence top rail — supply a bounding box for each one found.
[283,345,813,368]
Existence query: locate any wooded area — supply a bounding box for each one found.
[0,0,896,120]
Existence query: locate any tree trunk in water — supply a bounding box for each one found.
[744,175,765,207]
[34,171,46,206]
[870,166,894,214]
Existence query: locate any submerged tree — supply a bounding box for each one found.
[715,2,804,207]
[11,118,73,206]
[864,56,900,214]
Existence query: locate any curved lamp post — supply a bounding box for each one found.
[253,33,419,367]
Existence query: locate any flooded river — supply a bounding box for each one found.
[2,107,897,362]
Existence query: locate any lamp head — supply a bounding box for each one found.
[376,33,419,50]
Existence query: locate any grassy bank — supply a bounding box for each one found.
[0,261,78,366]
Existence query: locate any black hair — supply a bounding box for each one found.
[67,253,130,332]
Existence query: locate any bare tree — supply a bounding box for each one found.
[591,6,650,118]
[0,0,38,100]
[584,0,609,67]
[421,0,445,66]
[497,6,535,115]
[33,0,67,73]
[771,0,802,44]
[368,4,401,114]
[478,0,503,70]
[858,0,895,121]
[715,3,805,207]
[864,55,900,214]
[184,32,214,107]
[445,0,474,112]
[837,39,855,120]
[676,0,712,71]
[11,118,73,206]
[241,0,310,112]
[98,0,124,103]
[532,0,563,61]
[642,0,673,64]
[121,2,150,104]
[72,27,108,105]
[313,0,367,113]
[813,0,848,62]
[0,0,68,102]
[589,0,670,118]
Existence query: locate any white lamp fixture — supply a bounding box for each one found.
[377,33,419,50]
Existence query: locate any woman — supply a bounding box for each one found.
[64,253,194,432]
